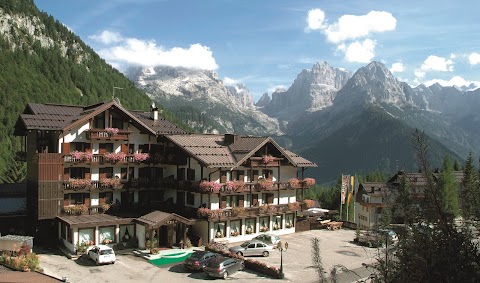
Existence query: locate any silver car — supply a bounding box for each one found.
[253,233,280,246]
[229,240,274,257]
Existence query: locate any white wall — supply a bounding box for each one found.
[91,192,99,206]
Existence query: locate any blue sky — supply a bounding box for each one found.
[34,0,480,101]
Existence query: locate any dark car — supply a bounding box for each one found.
[204,256,245,279]
[183,251,218,271]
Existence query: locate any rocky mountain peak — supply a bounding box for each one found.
[255,92,271,108]
[333,61,407,108]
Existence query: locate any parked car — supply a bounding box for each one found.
[204,256,244,279]
[183,251,218,271]
[252,233,280,247]
[88,245,116,265]
[229,240,274,257]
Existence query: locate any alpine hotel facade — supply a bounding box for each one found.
[14,100,316,253]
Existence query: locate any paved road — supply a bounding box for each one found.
[38,229,378,283]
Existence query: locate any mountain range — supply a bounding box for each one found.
[128,61,480,183]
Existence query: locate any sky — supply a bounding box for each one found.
[34,0,480,101]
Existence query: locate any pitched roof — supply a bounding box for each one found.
[135,211,195,229]
[166,134,236,167]
[130,110,187,135]
[14,100,185,136]
[166,134,317,168]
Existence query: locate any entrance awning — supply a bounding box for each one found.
[56,214,135,229]
[135,211,196,229]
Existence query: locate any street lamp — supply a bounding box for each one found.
[277,241,288,279]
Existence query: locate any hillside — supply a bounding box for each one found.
[292,107,462,183]
[0,0,170,180]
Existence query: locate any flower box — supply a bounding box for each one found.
[303,177,316,187]
[133,152,149,163]
[68,178,91,190]
[104,152,126,163]
[199,181,222,193]
[105,127,119,136]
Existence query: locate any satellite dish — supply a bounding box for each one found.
[114,97,122,106]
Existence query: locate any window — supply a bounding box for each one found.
[262,193,274,204]
[273,215,282,230]
[226,195,238,208]
[230,220,241,237]
[99,192,113,204]
[93,112,105,129]
[111,118,123,129]
[79,228,94,244]
[69,193,84,205]
[70,167,86,179]
[71,142,90,152]
[233,170,244,181]
[99,143,114,154]
[186,192,195,206]
[245,218,256,234]
[285,214,294,228]
[100,167,113,178]
[259,216,270,232]
[214,222,226,238]
[99,226,115,244]
[262,169,273,179]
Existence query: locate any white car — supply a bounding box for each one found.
[88,245,116,265]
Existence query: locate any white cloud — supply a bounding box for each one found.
[305,9,325,32]
[420,55,454,72]
[390,62,404,73]
[414,69,426,79]
[223,77,239,86]
[323,10,396,43]
[305,9,396,63]
[92,31,218,70]
[424,76,480,88]
[89,30,123,45]
[340,39,376,63]
[468,52,480,65]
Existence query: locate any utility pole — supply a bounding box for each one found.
[113,86,123,99]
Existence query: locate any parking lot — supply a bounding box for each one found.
[38,229,377,283]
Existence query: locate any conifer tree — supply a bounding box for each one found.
[437,156,460,218]
[461,152,479,219]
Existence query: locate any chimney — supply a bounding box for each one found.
[224,133,237,145]
[151,102,158,121]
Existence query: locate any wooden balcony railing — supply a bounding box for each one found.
[199,203,299,220]
[86,128,131,141]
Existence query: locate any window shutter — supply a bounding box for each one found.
[64,194,70,206]
[253,170,259,182]
[220,171,227,183]
[62,143,70,154]
[238,171,245,182]
[84,193,90,206]
[238,195,244,207]
[177,168,185,181]
[121,144,128,154]
[84,142,91,152]
[100,168,107,179]
[84,168,91,179]
[267,193,273,204]
[99,143,107,154]
[220,196,227,209]
[64,168,70,180]
[99,192,106,204]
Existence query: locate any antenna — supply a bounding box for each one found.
[112,86,123,100]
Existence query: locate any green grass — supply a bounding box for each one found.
[149,252,193,266]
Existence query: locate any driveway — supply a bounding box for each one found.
[38,229,377,283]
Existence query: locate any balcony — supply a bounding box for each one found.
[62,204,110,216]
[86,128,131,141]
[197,203,300,221]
